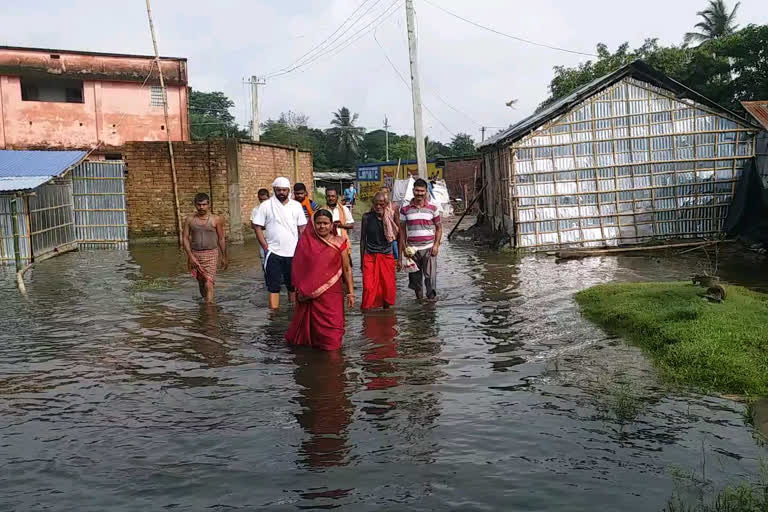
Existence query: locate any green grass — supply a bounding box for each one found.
[575,282,768,396]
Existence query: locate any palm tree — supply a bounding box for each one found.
[327,107,365,168]
[684,0,740,46]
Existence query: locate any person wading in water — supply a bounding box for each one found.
[183,193,228,303]
[399,178,442,301]
[252,177,308,310]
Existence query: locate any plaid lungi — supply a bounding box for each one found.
[191,248,219,283]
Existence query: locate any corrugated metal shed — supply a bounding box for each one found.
[0,150,87,192]
[314,171,356,181]
[742,101,768,131]
[479,60,759,150]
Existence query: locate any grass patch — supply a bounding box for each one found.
[575,282,768,396]
[665,480,768,511]
[129,277,174,292]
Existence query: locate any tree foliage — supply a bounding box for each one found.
[450,133,477,156]
[189,89,247,140]
[684,0,741,46]
[539,23,768,114]
[326,107,366,170]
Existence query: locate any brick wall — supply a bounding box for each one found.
[123,140,230,238]
[237,141,313,235]
[443,157,481,211]
[123,139,312,240]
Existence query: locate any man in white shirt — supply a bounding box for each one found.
[252,177,307,310]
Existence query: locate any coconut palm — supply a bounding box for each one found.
[684,0,740,46]
[327,107,365,167]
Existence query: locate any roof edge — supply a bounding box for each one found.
[0,45,186,62]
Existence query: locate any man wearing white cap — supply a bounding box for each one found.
[252,177,308,309]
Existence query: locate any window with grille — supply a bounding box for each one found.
[150,86,165,107]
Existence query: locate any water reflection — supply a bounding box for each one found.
[293,348,353,469]
[361,311,399,392]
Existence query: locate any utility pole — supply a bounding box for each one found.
[250,76,265,141]
[404,0,427,179]
[384,116,390,161]
[481,126,486,142]
[145,0,182,247]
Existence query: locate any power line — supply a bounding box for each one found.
[421,0,598,57]
[265,0,377,77]
[373,29,456,138]
[268,0,402,79]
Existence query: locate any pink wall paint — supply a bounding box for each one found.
[0,47,189,150]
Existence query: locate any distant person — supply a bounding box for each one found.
[343,183,357,210]
[294,182,318,221]
[325,188,354,265]
[399,178,442,301]
[251,188,270,268]
[286,209,355,350]
[361,192,396,310]
[183,192,228,303]
[379,185,400,260]
[252,177,307,310]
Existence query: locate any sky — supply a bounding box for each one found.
[3,0,767,144]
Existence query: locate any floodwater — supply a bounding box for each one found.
[1,226,768,511]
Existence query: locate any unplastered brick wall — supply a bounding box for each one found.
[123,139,313,241]
[237,141,313,234]
[123,140,230,238]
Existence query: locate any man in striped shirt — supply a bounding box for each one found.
[399,178,442,301]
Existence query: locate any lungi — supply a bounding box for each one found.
[361,252,396,309]
[191,248,219,283]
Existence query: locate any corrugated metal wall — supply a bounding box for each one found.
[72,161,128,248]
[507,77,757,249]
[28,178,76,260]
[0,194,31,265]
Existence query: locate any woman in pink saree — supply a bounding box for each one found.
[286,209,355,351]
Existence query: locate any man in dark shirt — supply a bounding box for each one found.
[294,182,318,220]
[360,192,396,310]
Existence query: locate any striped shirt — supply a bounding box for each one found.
[400,201,441,250]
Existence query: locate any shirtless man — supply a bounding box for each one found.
[183,193,228,303]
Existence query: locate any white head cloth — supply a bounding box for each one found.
[272,177,290,188]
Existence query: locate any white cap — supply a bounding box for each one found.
[272,177,290,188]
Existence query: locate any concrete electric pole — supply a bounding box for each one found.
[404,0,427,179]
[250,76,265,141]
[481,126,486,142]
[384,116,390,161]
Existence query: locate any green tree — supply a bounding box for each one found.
[326,107,366,170]
[260,111,330,170]
[361,129,388,162]
[450,133,476,156]
[188,89,247,140]
[684,0,741,46]
[389,135,416,161]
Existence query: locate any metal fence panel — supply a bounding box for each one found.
[27,178,76,260]
[72,161,128,249]
[0,194,31,266]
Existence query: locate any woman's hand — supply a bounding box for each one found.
[346,292,355,309]
[296,292,309,303]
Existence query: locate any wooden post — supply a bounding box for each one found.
[10,194,22,271]
[146,0,183,246]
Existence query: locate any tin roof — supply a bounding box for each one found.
[742,101,768,131]
[479,60,759,150]
[0,150,87,192]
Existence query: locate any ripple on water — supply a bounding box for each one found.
[0,239,767,511]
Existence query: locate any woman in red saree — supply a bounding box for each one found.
[286,209,355,351]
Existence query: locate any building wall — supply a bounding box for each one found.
[123,141,230,239]
[237,141,313,230]
[0,47,189,150]
[443,157,481,209]
[486,77,758,250]
[122,140,312,241]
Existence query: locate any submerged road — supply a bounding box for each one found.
[1,228,767,511]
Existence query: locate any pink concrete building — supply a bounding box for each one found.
[0,46,189,151]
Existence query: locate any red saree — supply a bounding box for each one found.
[286,228,348,351]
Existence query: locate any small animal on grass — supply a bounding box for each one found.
[704,283,727,303]
[691,273,720,288]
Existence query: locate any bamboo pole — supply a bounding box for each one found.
[447,183,488,240]
[555,239,732,259]
[10,194,22,271]
[146,0,183,247]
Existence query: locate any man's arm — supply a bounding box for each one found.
[216,216,228,269]
[432,219,443,256]
[182,217,199,269]
[359,214,367,263]
[398,221,407,265]
[254,225,268,252]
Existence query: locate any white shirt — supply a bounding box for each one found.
[328,204,354,226]
[251,199,307,258]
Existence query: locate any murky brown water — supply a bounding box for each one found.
[1,228,767,511]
